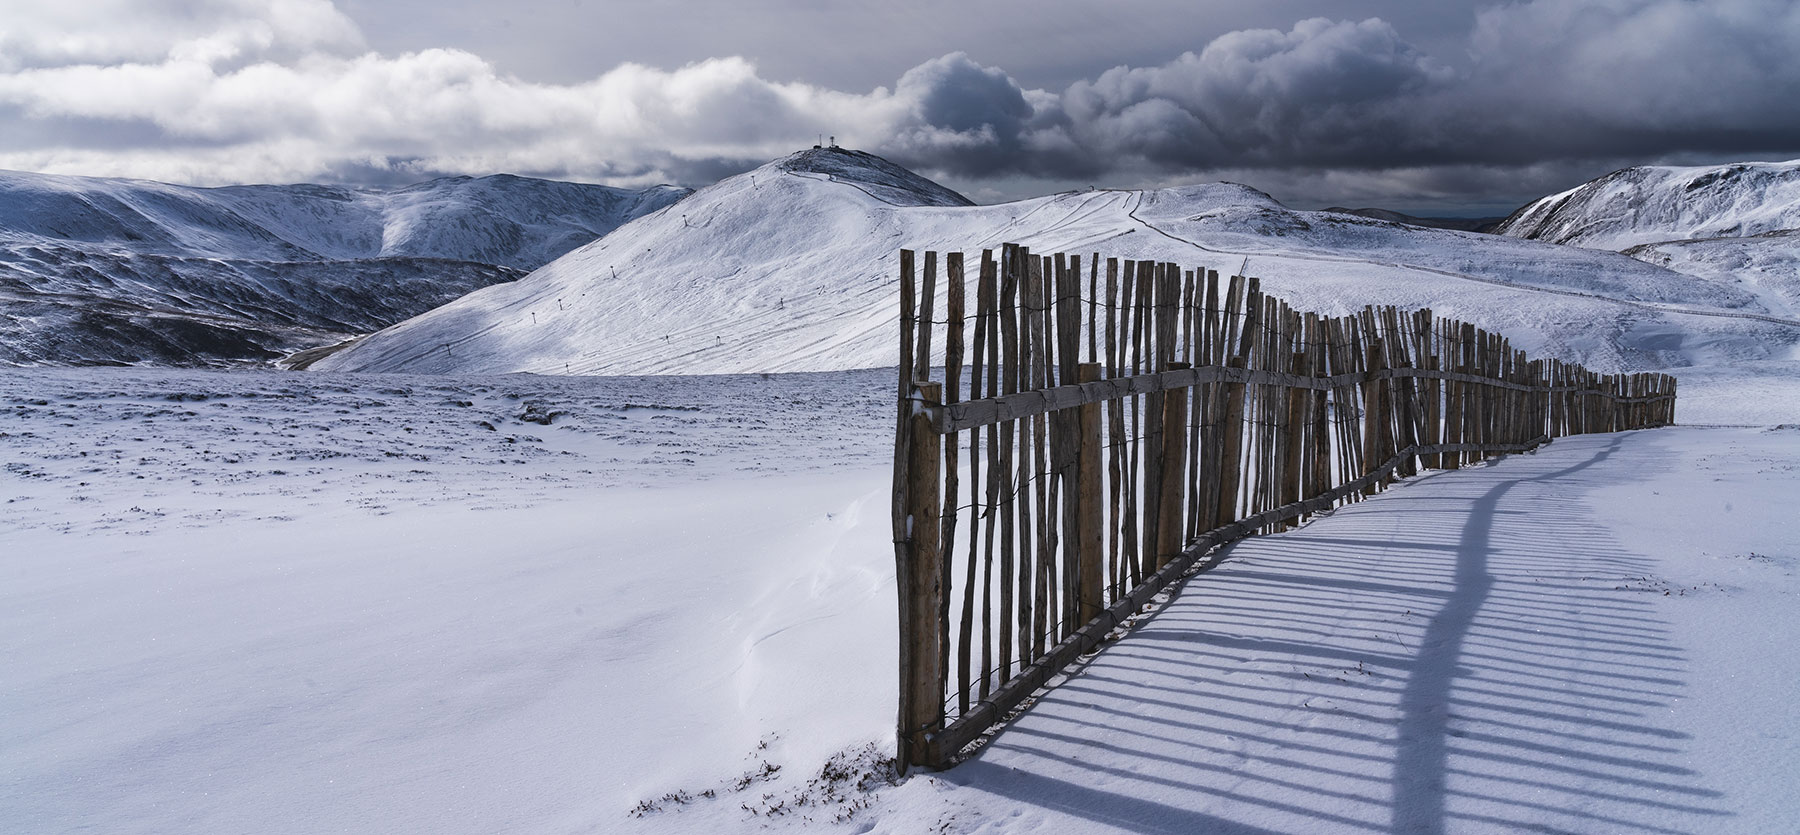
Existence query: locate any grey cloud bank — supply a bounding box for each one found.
[2,0,1797,214]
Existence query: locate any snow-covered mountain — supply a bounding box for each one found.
[1493,160,1800,329]
[0,170,689,365]
[1494,161,1800,251]
[316,147,1800,380]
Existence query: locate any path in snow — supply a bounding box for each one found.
[876,427,1799,834]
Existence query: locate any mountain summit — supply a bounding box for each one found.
[776,147,973,207]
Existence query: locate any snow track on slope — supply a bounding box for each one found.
[1126,195,1800,330]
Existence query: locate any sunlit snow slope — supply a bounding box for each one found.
[0,170,689,365]
[319,148,1800,380]
[1494,160,1800,326]
[1494,160,1800,251]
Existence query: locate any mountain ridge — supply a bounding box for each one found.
[1493,160,1800,250]
[316,147,1799,378]
[1323,207,1504,234]
[0,170,691,366]
[0,169,692,269]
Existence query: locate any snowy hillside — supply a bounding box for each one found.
[318,148,1800,404]
[0,170,689,365]
[1492,160,1800,331]
[1625,231,1800,321]
[0,170,690,268]
[1494,160,1800,251]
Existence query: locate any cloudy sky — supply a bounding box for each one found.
[2,0,1797,214]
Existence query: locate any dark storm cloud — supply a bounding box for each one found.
[878,53,1094,180]
[1453,0,1800,160]
[1054,17,1449,169]
[899,56,1033,155]
[876,2,1800,188]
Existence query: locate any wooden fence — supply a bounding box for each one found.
[889,244,1677,772]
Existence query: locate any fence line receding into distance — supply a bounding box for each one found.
[889,244,1676,772]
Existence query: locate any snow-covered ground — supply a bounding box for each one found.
[5,152,1799,832]
[4,365,1797,833]
[1,367,895,833]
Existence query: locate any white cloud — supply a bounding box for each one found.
[0,0,363,71]
[0,12,1037,187]
[0,0,1795,208]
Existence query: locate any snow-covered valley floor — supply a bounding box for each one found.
[3,368,1796,833]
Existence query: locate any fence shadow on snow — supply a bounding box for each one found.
[937,432,1729,832]
[889,245,1678,774]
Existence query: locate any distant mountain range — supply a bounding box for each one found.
[1322,208,1504,233]
[0,171,688,365]
[314,147,1797,378]
[5,154,1796,373]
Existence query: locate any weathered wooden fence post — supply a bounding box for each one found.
[1281,350,1307,528]
[1075,362,1105,624]
[891,250,918,772]
[1217,356,1247,527]
[1157,362,1190,565]
[1361,338,1387,492]
[898,379,943,771]
[939,253,964,717]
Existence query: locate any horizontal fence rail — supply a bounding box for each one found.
[890,245,1676,772]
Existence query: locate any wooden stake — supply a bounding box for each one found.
[1075,362,1105,624]
[1157,361,1190,565]
[939,254,964,716]
[1217,355,1247,526]
[897,379,942,773]
[996,246,1019,687]
[976,251,999,700]
[915,252,937,381]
